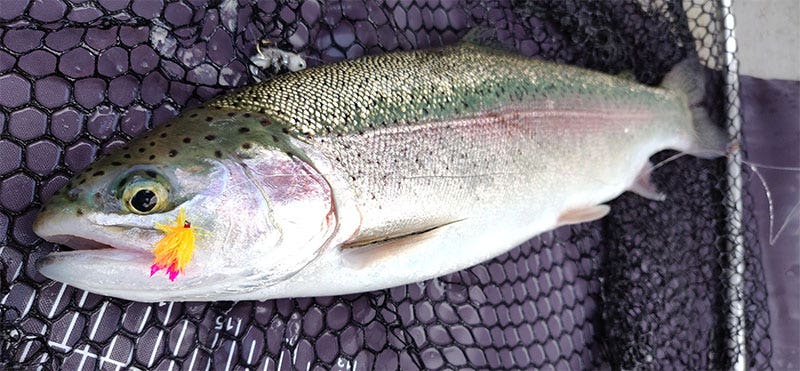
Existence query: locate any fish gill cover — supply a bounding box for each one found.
[0,0,771,369]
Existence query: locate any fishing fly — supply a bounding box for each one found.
[150,208,199,281]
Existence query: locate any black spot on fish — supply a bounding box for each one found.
[205,135,216,141]
[160,133,168,138]
[79,179,86,185]
[282,128,289,134]
[149,155,156,160]
[239,127,250,133]
[242,142,252,149]
[260,119,270,126]
[183,137,191,143]
[205,117,213,122]
[271,135,278,142]
[243,113,251,118]
[92,171,104,177]
[165,123,172,128]
[214,150,222,158]
[111,161,122,166]
[138,148,145,153]
[227,112,236,117]
[190,113,198,118]
[169,150,178,157]
[146,171,158,178]
[124,154,131,159]
[149,141,156,147]
[76,208,83,216]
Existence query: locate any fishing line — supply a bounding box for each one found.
[730,138,799,245]
[733,137,800,245]
[747,162,799,246]
[650,152,688,172]
[650,144,798,245]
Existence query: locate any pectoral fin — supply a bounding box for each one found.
[341,221,461,269]
[557,205,610,226]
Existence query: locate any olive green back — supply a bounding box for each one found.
[209,42,670,137]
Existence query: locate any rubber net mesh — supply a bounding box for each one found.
[0,0,772,369]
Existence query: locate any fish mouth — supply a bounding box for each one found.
[40,234,116,250]
[34,226,160,298]
[33,212,244,302]
[38,229,156,252]
[33,209,157,253]
[32,210,181,301]
[33,209,260,302]
[33,233,214,302]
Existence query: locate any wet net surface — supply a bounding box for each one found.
[0,0,771,369]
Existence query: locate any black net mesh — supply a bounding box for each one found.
[0,0,772,369]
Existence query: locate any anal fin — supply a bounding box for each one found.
[630,161,667,201]
[557,205,610,226]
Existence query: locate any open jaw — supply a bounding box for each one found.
[35,233,157,294]
[35,233,155,273]
[32,227,246,302]
[32,222,190,301]
[40,234,119,250]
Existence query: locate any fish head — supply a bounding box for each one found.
[34,110,337,301]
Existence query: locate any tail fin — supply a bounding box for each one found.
[661,56,729,159]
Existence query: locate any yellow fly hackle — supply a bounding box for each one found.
[150,208,198,281]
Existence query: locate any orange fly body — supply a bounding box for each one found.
[150,208,197,281]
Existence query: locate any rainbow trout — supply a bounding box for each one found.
[33,41,725,302]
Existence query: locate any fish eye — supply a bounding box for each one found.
[131,189,158,212]
[119,172,170,215]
